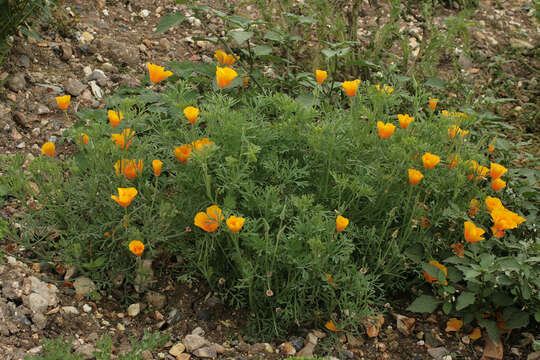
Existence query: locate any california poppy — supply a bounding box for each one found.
[129,240,144,256]
[485,196,503,212]
[152,160,162,176]
[41,142,55,156]
[375,84,394,94]
[464,221,485,243]
[342,79,361,97]
[408,169,424,185]
[377,121,396,139]
[315,70,327,84]
[80,133,89,145]
[108,110,123,127]
[423,260,447,284]
[428,98,438,111]
[490,163,507,179]
[114,159,143,180]
[184,106,199,124]
[214,50,236,66]
[216,66,238,88]
[194,205,224,232]
[491,178,506,192]
[174,144,192,162]
[111,129,135,149]
[147,62,173,83]
[336,215,349,232]
[56,95,71,110]
[226,215,245,232]
[397,114,413,129]
[111,187,138,207]
[422,153,440,170]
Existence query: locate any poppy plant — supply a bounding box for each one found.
[147,62,173,83]
[129,240,144,256]
[214,50,236,66]
[216,66,238,88]
[408,169,424,185]
[194,205,224,232]
[448,125,469,139]
[111,187,138,207]
[377,121,396,139]
[397,114,414,129]
[193,138,214,152]
[422,152,440,170]
[226,215,245,232]
[174,144,192,162]
[111,129,135,150]
[464,221,485,243]
[449,154,459,169]
[342,79,361,97]
[315,70,327,84]
[490,163,507,179]
[114,159,143,180]
[108,110,124,127]
[56,95,71,110]
[152,160,162,176]
[336,215,349,232]
[423,260,447,284]
[41,142,55,156]
[428,98,438,110]
[491,178,506,192]
[80,133,89,145]
[375,84,394,94]
[184,106,199,124]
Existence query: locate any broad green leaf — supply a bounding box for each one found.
[456,291,475,311]
[492,291,513,307]
[425,77,446,89]
[478,318,499,343]
[407,295,441,313]
[253,45,273,56]
[298,16,316,24]
[264,30,283,43]
[230,30,253,45]
[228,15,251,26]
[442,301,452,315]
[447,267,463,283]
[503,307,529,329]
[155,12,185,34]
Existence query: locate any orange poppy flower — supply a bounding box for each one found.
[147,62,173,83]
[226,215,245,232]
[490,163,507,179]
[485,196,503,212]
[315,70,327,84]
[216,66,238,88]
[111,187,138,207]
[325,320,341,332]
[80,133,89,145]
[464,221,485,243]
[377,121,396,139]
[422,152,440,170]
[408,169,424,185]
[342,79,361,97]
[114,159,143,180]
[449,154,459,169]
[184,106,199,124]
[336,215,349,232]
[214,50,236,66]
[56,95,71,110]
[428,98,438,111]
[491,178,506,192]
[129,240,144,256]
[488,144,495,153]
[490,207,526,234]
[192,138,213,152]
[194,205,224,232]
[152,160,162,176]
[423,260,447,284]
[448,125,469,139]
[397,114,414,129]
[111,128,135,149]
[174,144,192,162]
[375,84,394,94]
[108,110,124,127]
[41,142,55,156]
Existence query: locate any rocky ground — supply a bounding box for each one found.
[0,0,538,359]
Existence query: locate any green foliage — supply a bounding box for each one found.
[25,331,168,360]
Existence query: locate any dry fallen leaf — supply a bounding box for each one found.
[469,327,482,341]
[396,314,416,335]
[481,336,503,360]
[363,315,385,338]
[445,318,463,332]
[325,320,341,332]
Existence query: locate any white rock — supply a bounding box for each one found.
[127,303,140,317]
[140,9,150,18]
[82,304,92,313]
[169,343,186,357]
[62,306,80,315]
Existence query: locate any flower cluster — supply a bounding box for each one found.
[214,50,239,88]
